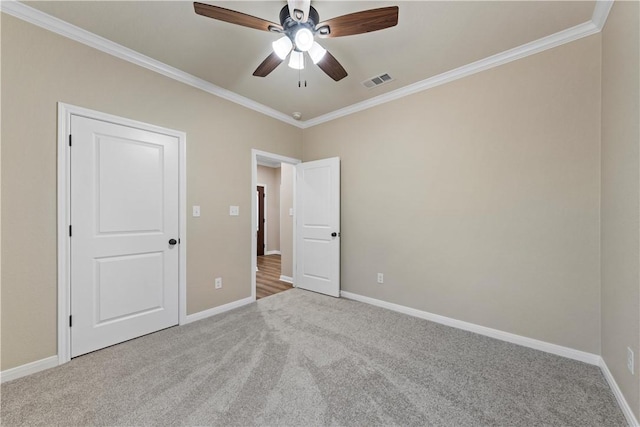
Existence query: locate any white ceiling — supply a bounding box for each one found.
[21,1,597,123]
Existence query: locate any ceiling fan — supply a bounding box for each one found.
[194,1,399,82]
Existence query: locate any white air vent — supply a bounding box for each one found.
[362,73,394,88]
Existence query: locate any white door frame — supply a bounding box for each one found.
[251,149,300,300]
[57,103,188,365]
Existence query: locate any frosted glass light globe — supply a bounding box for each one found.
[288,50,304,69]
[272,36,293,60]
[294,28,314,52]
[308,41,326,64]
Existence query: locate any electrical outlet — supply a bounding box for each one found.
[628,347,634,375]
[215,277,222,289]
[377,273,384,284]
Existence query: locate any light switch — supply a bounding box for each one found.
[229,205,239,216]
[192,205,201,217]
[289,208,294,216]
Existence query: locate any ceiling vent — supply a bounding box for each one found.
[362,73,393,89]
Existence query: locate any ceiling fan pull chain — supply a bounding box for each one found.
[298,66,304,88]
[303,55,307,87]
[297,56,307,88]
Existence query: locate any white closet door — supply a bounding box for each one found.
[70,115,179,357]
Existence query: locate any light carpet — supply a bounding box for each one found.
[1,289,626,426]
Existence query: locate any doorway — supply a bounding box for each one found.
[251,150,300,300]
[57,103,187,364]
[256,180,292,298]
[251,150,341,301]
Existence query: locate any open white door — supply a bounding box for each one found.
[70,115,180,357]
[295,157,340,297]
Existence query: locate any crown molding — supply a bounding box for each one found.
[301,0,613,128]
[301,21,604,128]
[1,0,613,130]
[0,0,304,128]
[591,0,614,30]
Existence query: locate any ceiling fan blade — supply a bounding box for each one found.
[253,52,284,77]
[194,2,283,32]
[288,0,311,23]
[316,6,399,38]
[316,51,348,82]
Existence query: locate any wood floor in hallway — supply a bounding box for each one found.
[257,254,293,300]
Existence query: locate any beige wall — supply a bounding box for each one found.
[280,163,294,279]
[601,0,640,419]
[257,165,281,253]
[303,35,602,354]
[3,10,639,420]
[0,15,301,370]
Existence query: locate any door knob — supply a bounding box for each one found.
[168,238,177,245]
[331,232,337,237]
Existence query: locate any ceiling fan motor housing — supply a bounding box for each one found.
[279,5,320,51]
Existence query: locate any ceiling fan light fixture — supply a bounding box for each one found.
[294,27,314,52]
[308,41,326,64]
[288,50,305,69]
[272,36,293,60]
[195,2,399,81]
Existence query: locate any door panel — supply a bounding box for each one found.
[295,158,340,297]
[71,115,179,357]
[95,252,164,324]
[97,137,164,233]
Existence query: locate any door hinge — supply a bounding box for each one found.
[69,225,72,237]
[69,134,72,146]
[178,238,181,244]
[69,315,72,327]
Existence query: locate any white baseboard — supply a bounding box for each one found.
[340,291,640,424]
[1,296,256,383]
[265,250,281,256]
[183,296,254,324]
[279,275,293,284]
[0,355,58,383]
[600,358,640,427]
[2,293,636,425]
[340,291,640,423]
[340,291,600,365]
